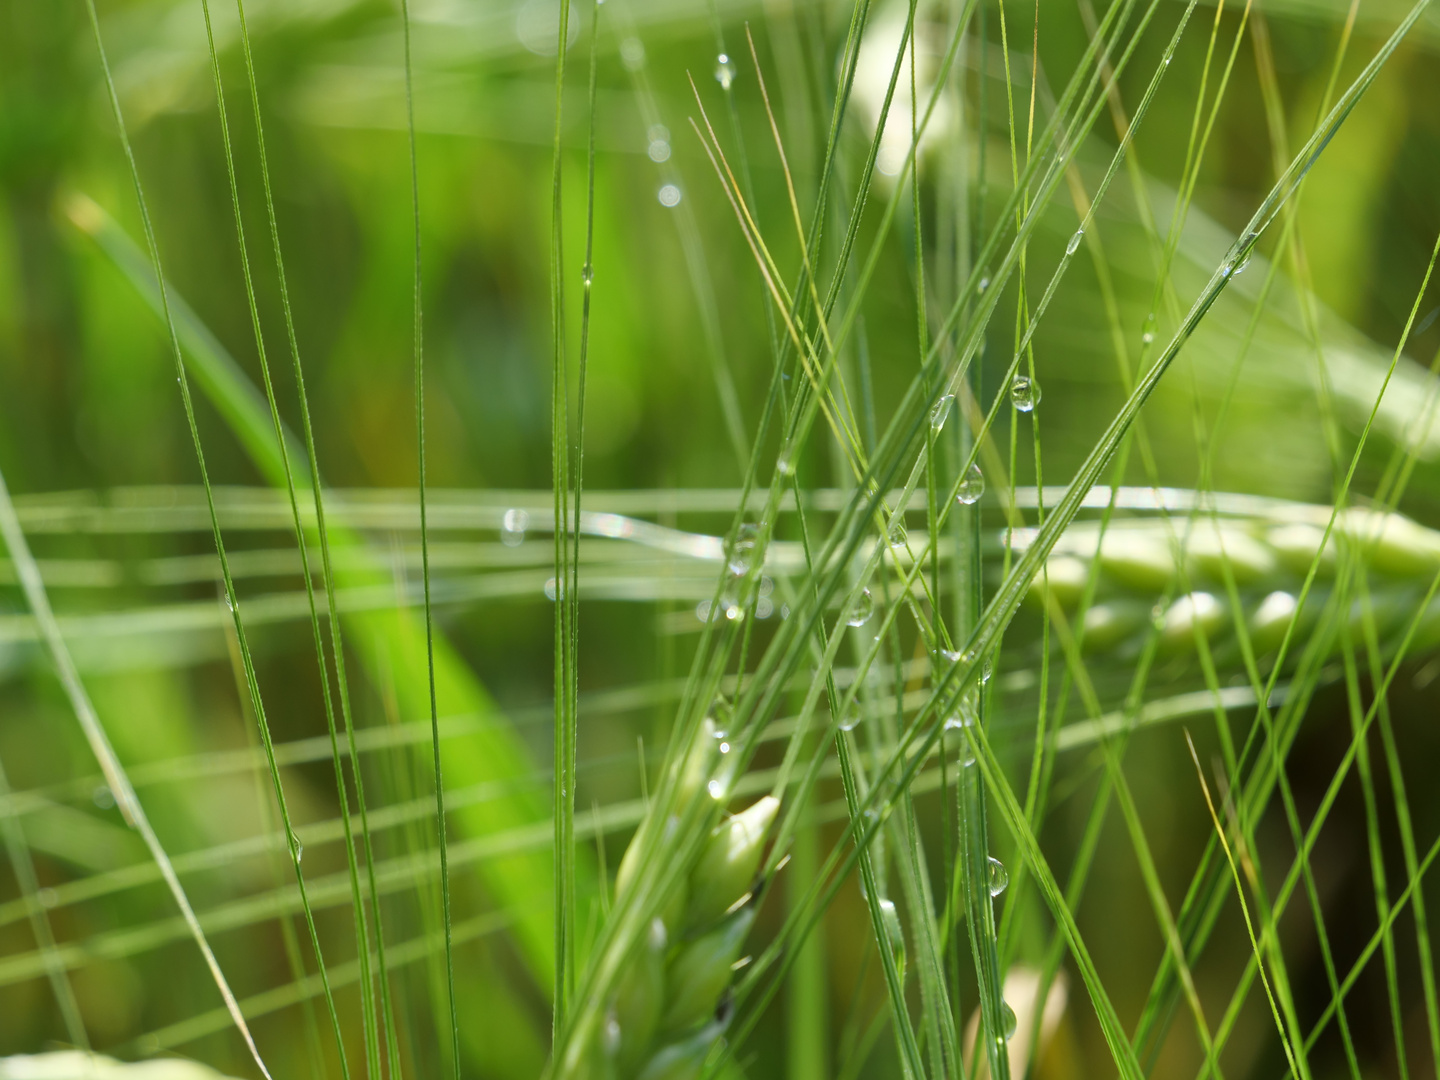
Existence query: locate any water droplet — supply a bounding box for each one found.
[718,741,731,754]
[759,575,774,598]
[838,700,862,731]
[224,593,234,612]
[501,507,529,547]
[777,447,796,476]
[1163,54,1172,66]
[1221,258,1235,278]
[707,779,726,800]
[887,519,908,548]
[1001,1000,1018,1039]
[620,36,646,69]
[92,785,115,810]
[715,53,736,90]
[728,524,760,575]
[710,697,733,733]
[544,576,562,601]
[1011,374,1040,412]
[36,887,58,910]
[658,184,682,207]
[977,276,990,294]
[581,263,595,286]
[943,713,970,732]
[725,602,744,621]
[956,463,985,505]
[930,393,955,431]
[1141,330,1155,345]
[1066,229,1084,255]
[987,856,1009,897]
[756,596,774,618]
[846,588,875,627]
[647,139,671,163]
[1150,601,1167,630]
[1233,252,1252,274]
[695,598,714,622]
[294,842,304,864]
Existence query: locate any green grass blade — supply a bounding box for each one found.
[0,459,271,1076]
[65,194,592,1001]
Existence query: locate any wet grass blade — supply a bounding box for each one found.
[65,194,591,1002]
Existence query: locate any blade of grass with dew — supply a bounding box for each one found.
[1129,189,1440,1065]
[393,0,466,1070]
[198,1,386,1069]
[0,751,89,1050]
[63,192,591,998]
[739,12,1432,1069]
[0,456,271,1077]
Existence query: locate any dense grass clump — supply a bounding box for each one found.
[3,0,1440,1078]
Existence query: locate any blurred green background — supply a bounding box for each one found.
[3,0,1440,1077]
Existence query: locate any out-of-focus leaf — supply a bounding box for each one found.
[64,192,591,998]
[0,1052,239,1080]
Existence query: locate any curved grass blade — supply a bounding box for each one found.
[64,195,592,999]
[0,458,270,1077]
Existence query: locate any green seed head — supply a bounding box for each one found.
[1096,531,1176,591]
[1080,600,1150,653]
[609,917,669,1072]
[1341,508,1440,578]
[1184,525,1277,584]
[1158,592,1226,654]
[674,717,721,811]
[1028,555,1089,608]
[1267,522,1335,576]
[1248,590,1299,654]
[687,795,779,928]
[634,1023,724,1080]
[661,909,755,1034]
